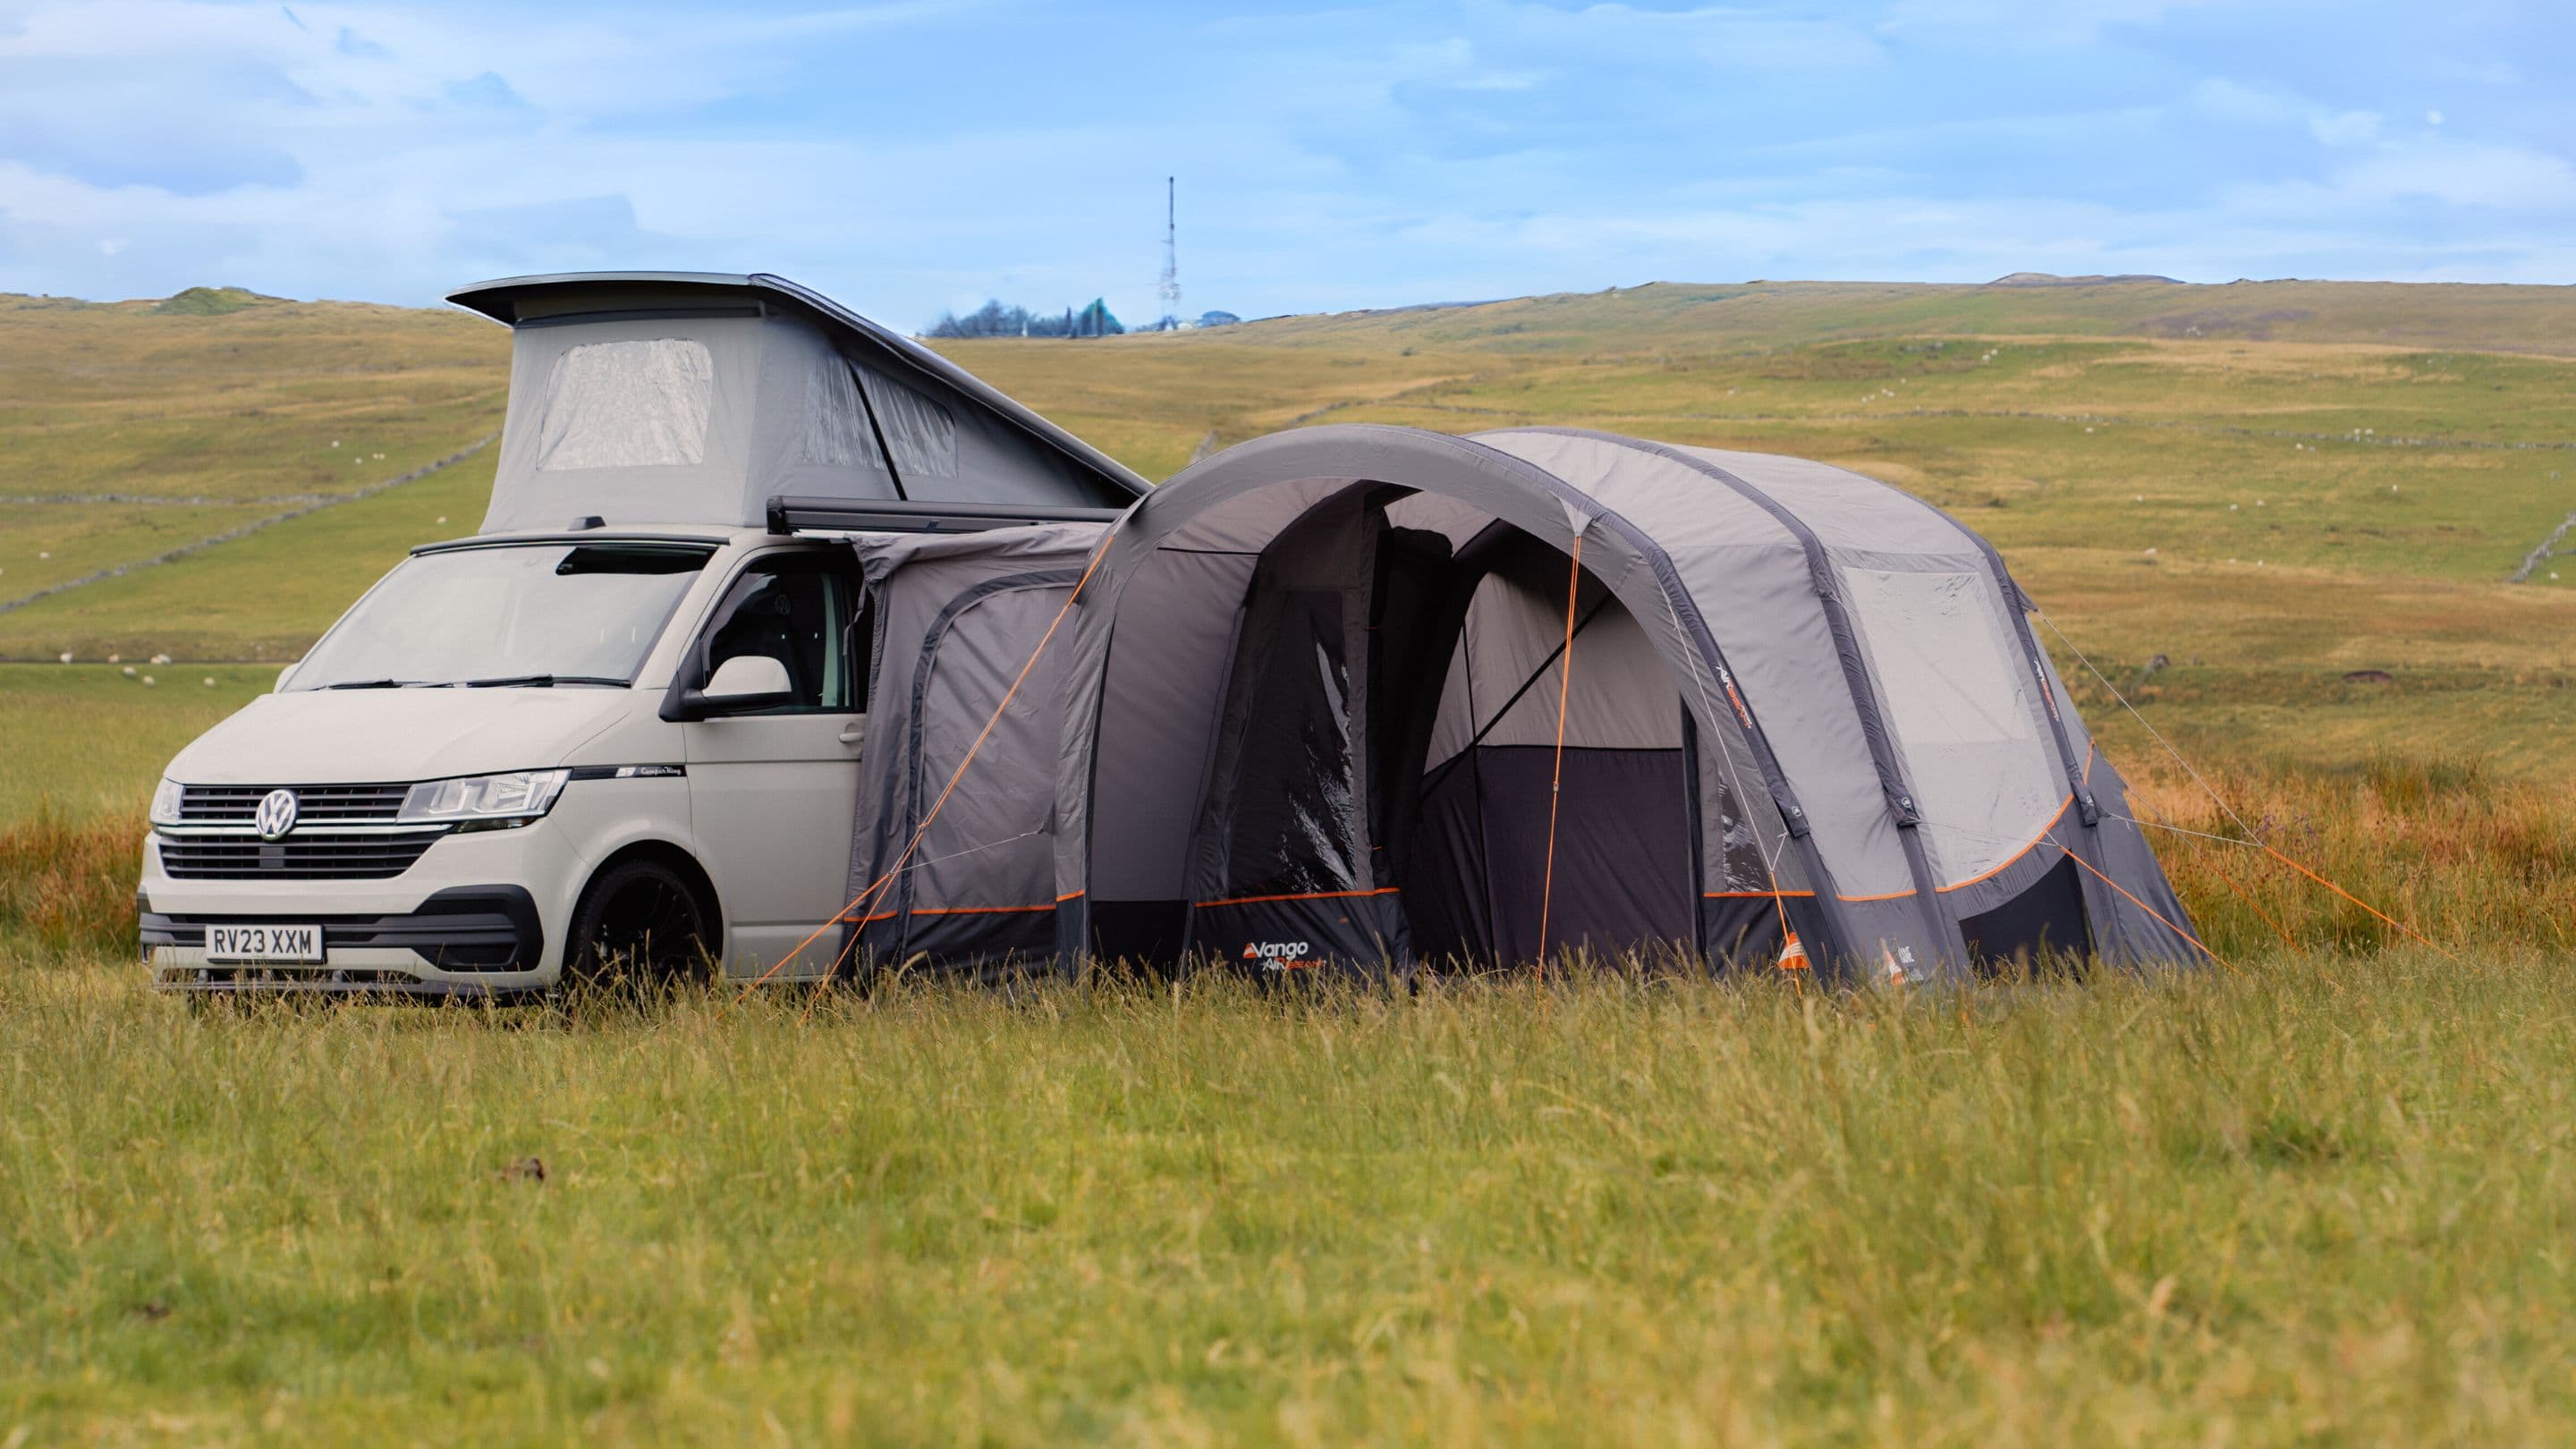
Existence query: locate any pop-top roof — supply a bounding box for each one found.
[448,272,1149,532]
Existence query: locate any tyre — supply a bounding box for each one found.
[564,859,714,991]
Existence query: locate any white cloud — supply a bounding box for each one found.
[1487,3,1885,71]
[2335,138,2576,210]
[1387,37,1544,91]
[2183,78,2301,128]
[1875,0,2233,45]
[2308,110,2382,147]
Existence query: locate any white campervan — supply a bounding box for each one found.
[140,273,1144,996]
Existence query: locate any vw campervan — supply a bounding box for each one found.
[139,273,1143,995]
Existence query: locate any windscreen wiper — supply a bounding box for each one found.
[457,674,625,688]
[319,678,418,690]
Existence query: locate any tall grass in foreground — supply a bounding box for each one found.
[0,806,140,956]
[13,748,2569,967]
[2,953,2572,1445]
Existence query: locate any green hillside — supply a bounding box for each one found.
[3,276,2571,799]
[1233,275,2576,356]
[150,285,291,317]
[0,290,505,614]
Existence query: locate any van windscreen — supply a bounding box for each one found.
[291,543,714,691]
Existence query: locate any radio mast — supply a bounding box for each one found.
[1157,175,1182,331]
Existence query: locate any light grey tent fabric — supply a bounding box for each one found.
[1045,424,2199,984]
[450,272,1148,533]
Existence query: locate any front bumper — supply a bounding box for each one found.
[143,886,546,998]
[139,810,590,996]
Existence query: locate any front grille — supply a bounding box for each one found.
[158,829,446,880]
[179,783,409,825]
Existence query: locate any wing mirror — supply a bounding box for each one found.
[681,655,793,719]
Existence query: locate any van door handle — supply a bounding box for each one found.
[838,725,863,746]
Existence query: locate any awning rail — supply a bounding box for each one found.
[765,495,1127,536]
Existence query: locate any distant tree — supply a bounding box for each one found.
[928,301,1022,339]
[927,297,1124,339]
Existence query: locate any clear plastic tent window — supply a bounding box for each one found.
[533,338,716,472]
[1841,567,2063,886]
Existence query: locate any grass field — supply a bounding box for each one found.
[4,950,2574,1445]
[4,275,2574,1442]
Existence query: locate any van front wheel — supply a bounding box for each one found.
[564,860,712,990]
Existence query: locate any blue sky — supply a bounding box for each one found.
[0,0,2568,328]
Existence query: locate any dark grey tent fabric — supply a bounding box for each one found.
[838,523,1105,979]
[1046,424,2200,984]
[450,272,1147,533]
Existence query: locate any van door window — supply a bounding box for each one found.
[699,555,869,714]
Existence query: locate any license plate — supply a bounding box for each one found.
[206,923,323,964]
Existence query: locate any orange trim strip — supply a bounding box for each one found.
[1054,890,1086,902]
[1835,887,1917,902]
[1705,889,1816,899]
[907,902,1054,917]
[1194,886,1401,910]
[854,911,896,925]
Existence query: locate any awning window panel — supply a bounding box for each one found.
[1842,567,2063,885]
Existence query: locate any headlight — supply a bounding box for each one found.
[149,778,185,826]
[397,769,570,825]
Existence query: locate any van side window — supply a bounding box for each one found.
[699,554,869,714]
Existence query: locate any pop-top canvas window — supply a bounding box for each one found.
[1842,568,2063,886]
[860,365,957,480]
[801,358,881,470]
[534,338,716,471]
[800,359,959,480]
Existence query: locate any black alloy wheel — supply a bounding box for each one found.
[565,860,713,990]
